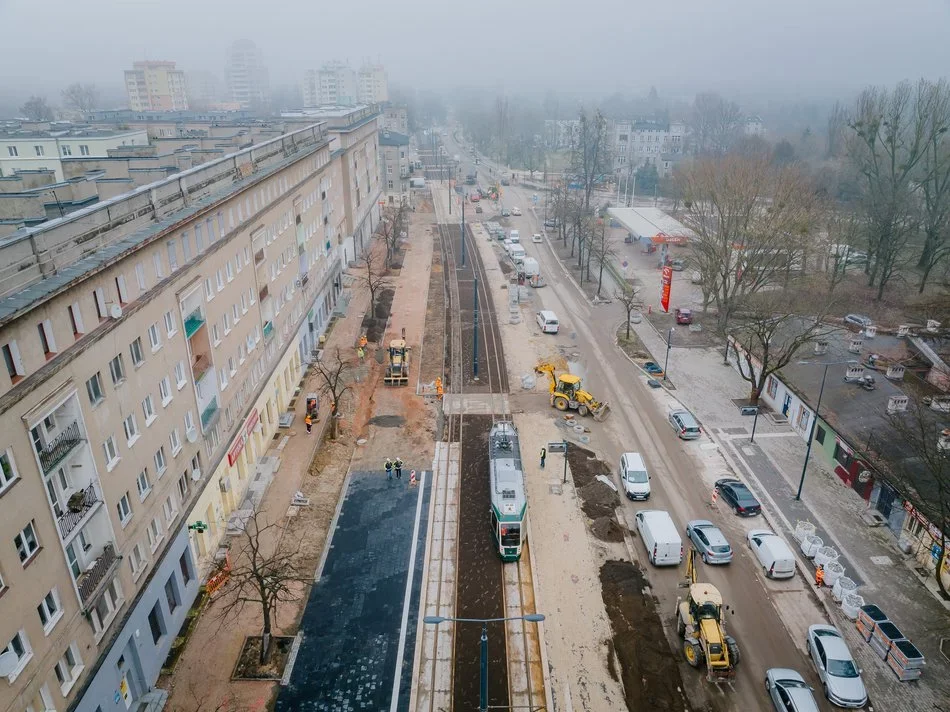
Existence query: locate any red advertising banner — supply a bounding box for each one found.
[660,266,673,313]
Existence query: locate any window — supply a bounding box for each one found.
[54,643,82,694]
[1,630,32,682]
[148,603,165,644]
[163,310,177,337]
[102,435,119,470]
[211,323,220,346]
[228,356,236,376]
[833,441,853,468]
[136,469,151,500]
[0,450,18,493]
[223,312,231,335]
[37,588,62,632]
[6,146,17,157]
[179,551,193,585]
[240,293,248,314]
[129,337,144,367]
[122,414,139,446]
[226,260,234,282]
[147,517,163,551]
[181,232,192,261]
[219,368,229,390]
[816,426,826,445]
[109,354,125,385]
[184,410,196,435]
[90,578,122,636]
[153,252,165,280]
[174,361,186,389]
[2,341,24,380]
[37,320,56,357]
[796,405,809,430]
[163,495,177,525]
[154,445,167,475]
[115,275,129,304]
[194,223,204,251]
[142,394,156,425]
[80,144,90,156]
[249,286,256,305]
[147,323,162,352]
[177,471,188,500]
[204,278,214,302]
[236,251,244,273]
[86,372,104,405]
[14,521,39,563]
[159,376,172,406]
[169,428,182,456]
[117,493,132,525]
[166,241,178,271]
[68,302,85,337]
[129,542,146,578]
[164,575,180,613]
[60,144,72,156]
[216,269,224,292]
[232,303,240,324]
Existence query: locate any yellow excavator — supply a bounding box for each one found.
[384,339,411,386]
[534,363,610,421]
[675,548,740,681]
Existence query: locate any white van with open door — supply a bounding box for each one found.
[635,510,682,566]
[536,310,559,334]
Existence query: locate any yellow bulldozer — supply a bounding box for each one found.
[675,548,739,681]
[384,339,411,386]
[534,363,610,421]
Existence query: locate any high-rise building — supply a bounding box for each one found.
[0,107,381,711]
[186,71,221,109]
[316,62,358,106]
[225,40,270,110]
[124,61,189,112]
[358,63,388,104]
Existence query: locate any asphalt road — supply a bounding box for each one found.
[439,129,835,712]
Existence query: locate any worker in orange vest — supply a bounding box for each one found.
[359,334,367,348]
[305,414,312,434]
[815,564,825,587]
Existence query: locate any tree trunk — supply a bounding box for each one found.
[597,260,606,296]
[260,610,273,665]
[919,261,935,293]
[937,539,949,599]
[625,315,631,341]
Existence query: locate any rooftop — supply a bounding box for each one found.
[607,207,696,243]
[0,122,145,140]
[379,131,409,147]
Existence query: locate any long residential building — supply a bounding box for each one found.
[0,106,380,711]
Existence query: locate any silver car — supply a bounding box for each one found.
[765,668,820,712]
[805,625,868,708]
[685,520,733,564]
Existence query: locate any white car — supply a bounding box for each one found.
[532,233,543,243]
[511,206,522,216]
[765,668,820,712]
[805,625,868,708]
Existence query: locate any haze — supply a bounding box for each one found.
[1,0,949,105]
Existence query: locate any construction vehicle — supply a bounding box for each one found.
[384,339,411,386]
[675,547,740,681]
[534,363,610,421]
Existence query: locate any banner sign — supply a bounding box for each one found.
[660,266,673,313]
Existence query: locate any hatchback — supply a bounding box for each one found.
[532,233,543,243]
[501,208,511,217]
[765,668,820,712]
[715,478,761,516]
[685,520,732,564]
[806,625,868,708]
[843,314,872,328]
[668,409,701,440]
[512,206,522,216]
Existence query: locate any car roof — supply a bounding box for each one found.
[716,478,742,487]
[688,519,714,528]
[820,635,853,661]
[768,667,806,683]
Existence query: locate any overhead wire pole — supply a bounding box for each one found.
[460,197,466,267]
[473,268,479,380]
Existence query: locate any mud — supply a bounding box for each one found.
[600,560,695,711]
[566,445,622,540]
[590,516,625,542]
[367,414,405,427]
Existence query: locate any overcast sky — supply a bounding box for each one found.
[2,0,949,105]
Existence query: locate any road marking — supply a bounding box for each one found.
[390,470,427,712]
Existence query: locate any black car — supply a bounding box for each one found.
[715,478,761,516]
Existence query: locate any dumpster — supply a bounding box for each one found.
[869,621,904,660]
[856,604,887,642]
[886,638,925,681]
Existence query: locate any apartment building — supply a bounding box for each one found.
[315,62,358,107]
[123,61,189,112]
[379,131,410,205]
[382,105,409,135]
[357,64,388,104]
[611,119,685,173]
[225,40,269,110]
[0,116,373,711]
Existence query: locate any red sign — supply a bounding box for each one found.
[660,266,673,313]
[227,409,259,466]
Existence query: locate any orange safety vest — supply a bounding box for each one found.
[815,567,824,585]
[305,415,312,425]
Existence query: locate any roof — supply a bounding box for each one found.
[689,583,723,606]
[607,207,696,243]
[0,126,145,140]
[378,131,409,147]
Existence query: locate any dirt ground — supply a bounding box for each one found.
[600,560,696,712]
[567,444,624,543]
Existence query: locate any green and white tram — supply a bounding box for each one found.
[489,421,527,561]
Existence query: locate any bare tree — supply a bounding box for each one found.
[312,347,354,440]
[689,93,742,156]
[916,80,950,293]
[216,510,308,665]
[729,289,837,404]
[61,83,99,113]
[570,108,612,213]
[376,204,408,268]
[589,216,616,296]
[677,154,819,331]
[19,96,54,121]
[826,100,848,159]
[824,211,865,293]
[357,249,393,324]
[614,284,644,341]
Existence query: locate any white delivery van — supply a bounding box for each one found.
[635,510,682,566]
[509,229,520,243]
[509,245,526,264]
[619,452,650,500]
[747,529,797,579]
[521,257,540,277]
[536,310,559,334]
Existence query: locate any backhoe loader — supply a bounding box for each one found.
[534,363,610,421]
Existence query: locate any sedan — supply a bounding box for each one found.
[685,520,733,564]
[715,479,761,516]
[501,208,511,217]
[511,206,522,216]
[765,668,820,712]
[532,233,543,243]
[843,313,872,328]
[805,625,868,708]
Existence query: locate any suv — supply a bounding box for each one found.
[843,314,872,328]
[669,409,701,439]
[544,217,558,228]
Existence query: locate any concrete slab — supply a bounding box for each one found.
[276,469,431,711]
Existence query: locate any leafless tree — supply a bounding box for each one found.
[570,108,612,213]
[588,216,616,296]
[689,93,743,156]
[376,204,408,268]
[614,284,644,341]
[826,101,848,159]
[677,154,819,332]
[729,289,837,404]
[61,83,99,113]
[916,79,950,292]
[19,95,54,121]
[825,211,865,293]
[215,510,308,665]
[357,249,393,323]
[312,347,354,440]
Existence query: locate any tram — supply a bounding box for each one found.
[488,421,527,561]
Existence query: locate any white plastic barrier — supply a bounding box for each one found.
[842,593,864,620]
[814,546,840,567]
[795,520,816,544]
[521,373,536,390]
[824,561,845,588]
[832,576,857,603]
[801,535,823,558]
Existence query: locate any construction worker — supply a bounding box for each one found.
[540,447,546,469]
[815,564,825,588]
[305,413,313,434]
[394,457,403,480]
[385,458,393,480]
[435,377,443,400]
[359,334,368,349]
[357,346,365,364]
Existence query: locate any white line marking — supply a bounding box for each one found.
[390,470,428,712]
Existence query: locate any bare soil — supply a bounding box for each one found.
[600,560,695,711]
[232,636,295,680]
[615,325,652,360]
[566,445,623,542]
[361,288,396,343]
[418,238,446,387]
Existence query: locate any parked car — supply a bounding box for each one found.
[475,205,483,213]
[805,625,868,708]
[501,208,511,217]
[843,313,872,328]
[511,206,522,216]
[685,520,732,564]
[668,409,701,440]
[670,258,685,271]
[544,217,558,228]
[532,233,543,243]
[715,478,761,516]
[765,668,820,712]
[644,361,664,376]
[675,308,693,325]
[501,178,510,186]
[748,529,797,579]
[470,193,480,202]
[619,452,650,500]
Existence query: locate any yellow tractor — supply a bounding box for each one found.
[384,339,411,386]
[675,548,739,681]
[534,363,610,421]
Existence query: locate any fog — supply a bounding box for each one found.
[1,0,949,106]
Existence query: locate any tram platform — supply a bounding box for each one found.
[276,468,432,711]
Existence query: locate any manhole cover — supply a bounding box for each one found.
[870,555,894,566]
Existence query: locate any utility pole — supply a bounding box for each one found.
[473,270,479,380]
[460,199,466,268]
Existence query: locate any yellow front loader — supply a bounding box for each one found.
[534,363,610,421]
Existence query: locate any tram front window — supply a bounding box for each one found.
[500,524,521,547]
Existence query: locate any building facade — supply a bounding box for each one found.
[225,40,269,110]
[0,117,374,711]
[379,131,410,205]
[0,126,148,182]
[357,64,388,104]
[124,61,188,112]
[611,119,685,173]
[316,62,358,107]
[382,106,408,135]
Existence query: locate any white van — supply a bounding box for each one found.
[509,229,520,243]
[536,310,559,334]
[619,452,650,500]
[635,510,682,566]
[509,245,526,264]
[747,529,796,579]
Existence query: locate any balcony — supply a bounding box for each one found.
[58,483,100,540]
[77,543,119,605]
[262,320,274,341]
[258,284,269,303]
[37,421,84,474]
[192,353,212,384]
[200,396,219,432]
[184,308,206,339]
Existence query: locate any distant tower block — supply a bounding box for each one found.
[885,365,905,381]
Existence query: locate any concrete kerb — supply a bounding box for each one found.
[524,499,556,712]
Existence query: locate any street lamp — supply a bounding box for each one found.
[794,359,857,500]
[663,327,674,382]
[423,613,546,712]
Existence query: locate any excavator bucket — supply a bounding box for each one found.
[592,402,611,421]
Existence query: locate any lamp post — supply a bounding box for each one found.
[794,359,856,500]
[663,327,674,382]
[423,613,546,712]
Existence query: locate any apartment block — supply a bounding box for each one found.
[379,131,410,205]
[382,105,408,135]
[611,119,685,173]
[357,64,388,104]
[123,61,189,112]
[225,40,269,110]
[0,112,378,711]
[315,62,358,107]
